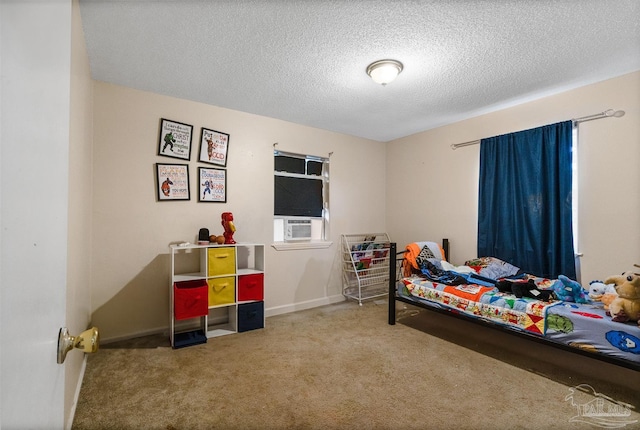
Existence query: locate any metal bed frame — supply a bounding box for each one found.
[387,239,640,371]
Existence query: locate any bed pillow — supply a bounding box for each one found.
[403,241,446,276]
[464,256,520,279]
[415,244,436,267]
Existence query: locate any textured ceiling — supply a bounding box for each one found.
[79,1,640,142]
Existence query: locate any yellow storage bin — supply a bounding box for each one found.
[207,247,236,276]
[208,277,235,306]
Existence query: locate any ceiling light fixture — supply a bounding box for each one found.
[366,59,403,85]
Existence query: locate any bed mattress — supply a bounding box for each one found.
[399,276,640,365]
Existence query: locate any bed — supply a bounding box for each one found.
[387,240,640,371]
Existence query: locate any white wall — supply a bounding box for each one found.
[91,83,387,341]
[65,0,94,426]
[386,71,640,284]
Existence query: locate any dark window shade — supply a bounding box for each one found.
[275,176,323,217]
[307,161,322,176]
[275,156,305,174]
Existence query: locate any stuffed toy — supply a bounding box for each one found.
[496,279,555,301]
[588,280,618,310]
[605,271,640,325]
[600,293,618,311]
[551,275,590,304]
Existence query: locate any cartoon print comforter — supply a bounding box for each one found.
[546,302,640,364]
[399,276,640,365]
[402,276,558,335]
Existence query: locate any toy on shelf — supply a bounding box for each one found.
[198,228,210,245]
[221,212,236,244]
[209,235,225,244]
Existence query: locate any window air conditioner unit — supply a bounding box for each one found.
[285,219,312,241]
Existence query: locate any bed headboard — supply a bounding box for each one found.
[388,238,450,308]
[442,238,449,261]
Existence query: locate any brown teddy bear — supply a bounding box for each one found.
[605,268,640,325]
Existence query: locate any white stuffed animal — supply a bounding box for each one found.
[588,280,617,299]
[588,280,618,310]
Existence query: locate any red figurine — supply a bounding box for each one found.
[221,212,236,244]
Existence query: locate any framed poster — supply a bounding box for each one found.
[198,128,229,166]
[157,118,193,160]
[199,167,226,203]
[156,163,190,201]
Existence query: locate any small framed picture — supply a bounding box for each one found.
[199,167,226,203]
[198,128,229,167]
[157,118,193,160]
[156,163,190,201]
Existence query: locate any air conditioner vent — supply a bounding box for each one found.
[285,219,312,241]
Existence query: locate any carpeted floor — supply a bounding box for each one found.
[73,300,640,429]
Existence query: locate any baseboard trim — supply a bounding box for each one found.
[99,295,346,344]
[100,326,167,345]
[265,294,345,318]
[66,354,87,430]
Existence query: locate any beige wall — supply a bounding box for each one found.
[386,71,640,284]
[91,83,387,341]
[66,0,94,425]
[90,67,638,341]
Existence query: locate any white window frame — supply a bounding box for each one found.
[572,124,580,256]
[272,150,331,250]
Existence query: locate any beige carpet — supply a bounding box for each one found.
[73,300,640,430]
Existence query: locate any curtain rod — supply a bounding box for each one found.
[450,109,625,150]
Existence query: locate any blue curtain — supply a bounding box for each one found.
[477,120,576,279]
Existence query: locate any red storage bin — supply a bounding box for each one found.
[238,273,264,302]
[174,280,208,320]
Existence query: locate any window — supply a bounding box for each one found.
[274,150,329,242]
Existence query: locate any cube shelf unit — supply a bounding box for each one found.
[341,233,391,305]
[170,242,265,348]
